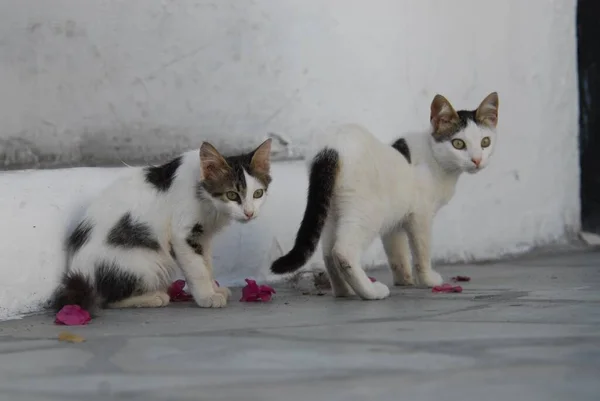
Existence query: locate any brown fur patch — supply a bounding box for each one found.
[197,140,272,201]
[430,92,499,142]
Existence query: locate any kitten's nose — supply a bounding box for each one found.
[244,210,254,218]
[471,158,481,167]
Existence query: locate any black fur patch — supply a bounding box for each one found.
[95,261,142,304]
[66,219,93,254]
[107,213,160,250]
[271,148,339,274]
[51,271,95,312]
[198,150,272,201]
[433,109,481,142]
[457,110,478,129]
[185,223,204,255]
[225,153,272,189]
[391,138,411,163]
[144,156,182,192]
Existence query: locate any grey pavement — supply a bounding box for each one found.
[1,250,600,401]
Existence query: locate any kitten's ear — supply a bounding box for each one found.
[475,92,499,128]
[430,94,460,135]
[199,142,230,181]
[250,138,272,174]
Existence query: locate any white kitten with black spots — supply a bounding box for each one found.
[271,93,499,300]
[52,139,272,313]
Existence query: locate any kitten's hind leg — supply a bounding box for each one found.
[321,218,354,297]
[382,230,415,286]
[405,214,443,287]
[107,291,170,309]
[333,223,390,300]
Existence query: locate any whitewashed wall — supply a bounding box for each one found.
[0,0,579,319]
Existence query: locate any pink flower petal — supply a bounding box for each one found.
[432,283,463,293]
[258,284,276,294]
[452,275,471,282]
[168,280,193,302]
[55,305,91,326]
[240,278,275,302]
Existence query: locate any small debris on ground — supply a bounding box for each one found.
[313,271,332,290]
[58,331,86,343]
[452,276,471,282]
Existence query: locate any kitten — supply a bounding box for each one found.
[52,139,272,312]
[271,93,499,300]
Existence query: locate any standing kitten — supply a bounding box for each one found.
[52,139,272,312]
[271,93,498,300]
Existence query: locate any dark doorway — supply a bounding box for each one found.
[578,0,600,233]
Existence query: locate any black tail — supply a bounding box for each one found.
[271,148,339,274]
[51,271,97,312]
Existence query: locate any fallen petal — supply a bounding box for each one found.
[168,280,193,302]
[258,284,276,294]
[240,278,275,302]
[55,305,91,326]
[432,284,463,293]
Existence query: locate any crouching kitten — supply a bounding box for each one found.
[52,139,272,312]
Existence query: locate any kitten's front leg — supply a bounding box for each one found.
[201,243,232,300]
[172,235,227,308]
[405,214,443,287]
[382,230,415,286]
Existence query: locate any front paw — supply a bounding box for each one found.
[196,292,227,308]
[215,286,232,299]
[370,281,391,299]
[417,269,443,287]
[393,273,416,287]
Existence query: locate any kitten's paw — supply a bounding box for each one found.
[154,292,171,307]
[393,274,416,287]
[215,286,232,299]
[196,292,227,308]
[418,269,443,287]
[370,282,391,300]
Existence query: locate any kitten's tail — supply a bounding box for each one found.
[271,148,339,274]
[51,271,98,312]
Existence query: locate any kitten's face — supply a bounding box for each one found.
[198,139,272,223]
[429,92,499,174]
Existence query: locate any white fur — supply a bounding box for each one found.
[309,115,497,300]
[429,120,497,173]
[68,149,269,309]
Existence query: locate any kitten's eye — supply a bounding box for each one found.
[451,139,466,150]
[481,137,491,148]
[253,189,264,199]
[225,191,239,201]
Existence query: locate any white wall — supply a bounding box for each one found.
[0,0,580,319]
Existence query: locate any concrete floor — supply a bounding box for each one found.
[0,251,599,401]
